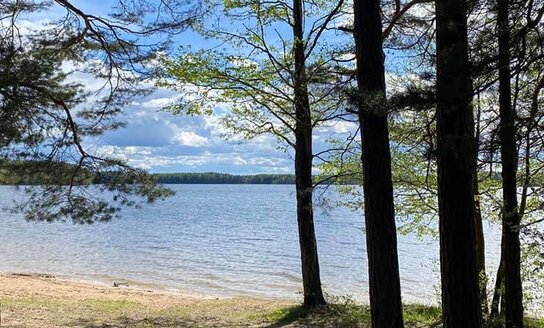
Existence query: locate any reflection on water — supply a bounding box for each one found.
[0,184,501,303]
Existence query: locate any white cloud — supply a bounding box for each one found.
[320,121,358,134]
[138,97,177,109]
[173,131,208,147]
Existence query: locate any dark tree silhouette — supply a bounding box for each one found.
[497,0,524,325]
[352,0,404,326]
[435,0,483,325]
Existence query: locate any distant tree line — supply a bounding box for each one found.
[154,172,295,184]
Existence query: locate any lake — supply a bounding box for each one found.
[0,184,501,304]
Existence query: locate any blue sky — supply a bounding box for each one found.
[28,0,362,174]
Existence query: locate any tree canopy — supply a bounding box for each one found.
[0,0,201,222]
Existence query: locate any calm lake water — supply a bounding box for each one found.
[0,184,501,304]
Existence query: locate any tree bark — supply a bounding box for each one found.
[292,0,326,307]
[435,0,483,325]
[497,0,524,324]
[489,254,504,320]
[353,0,404,326]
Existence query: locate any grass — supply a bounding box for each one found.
[263,302,440,328]
[526,317,544,328]
[1,293,542,327]
[84,298,141,313]
[0,296,66,309]
[157,298,280,324]
[487,315,544,328]
[262,301,542,328]
[403,304,442,327]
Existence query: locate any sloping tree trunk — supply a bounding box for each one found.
[292,0,326,307]
[435,0,483,325]
[353,0,404,326]
[489,254,505,320]
[497,0,524,324]
[474,179,488,314]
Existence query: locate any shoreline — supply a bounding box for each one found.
[3,271,218,300]
[0,270,299,302]
[2,272,211,299]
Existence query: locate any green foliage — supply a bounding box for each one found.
[0,160,94,185]
[0,0,200,222]
[520,233,544,314]
[403,304,442,326]
[318,71,544,312]
[159,0,352,150]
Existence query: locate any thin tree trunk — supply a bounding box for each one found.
[497,0,524,324]
[292,0,326,307]
[353,0,404,326]
[474,177,488,315]
[435,0,483,325]
[474,86,488,316]
[489,254,504,320]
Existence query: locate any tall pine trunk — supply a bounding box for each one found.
[497,0,524,324]
[435,0,483,325]
[292,0,326,307]
[353,0,404,326]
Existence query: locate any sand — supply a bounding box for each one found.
[6,274,539,328]
[0,273,295,327]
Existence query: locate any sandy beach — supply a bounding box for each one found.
[1,274,541,328]
[0,273,295,327]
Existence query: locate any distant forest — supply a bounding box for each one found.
[154,172,295,184]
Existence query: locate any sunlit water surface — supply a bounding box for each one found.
[0,184,501,304]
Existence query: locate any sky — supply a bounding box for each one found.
[26,0,361,174]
